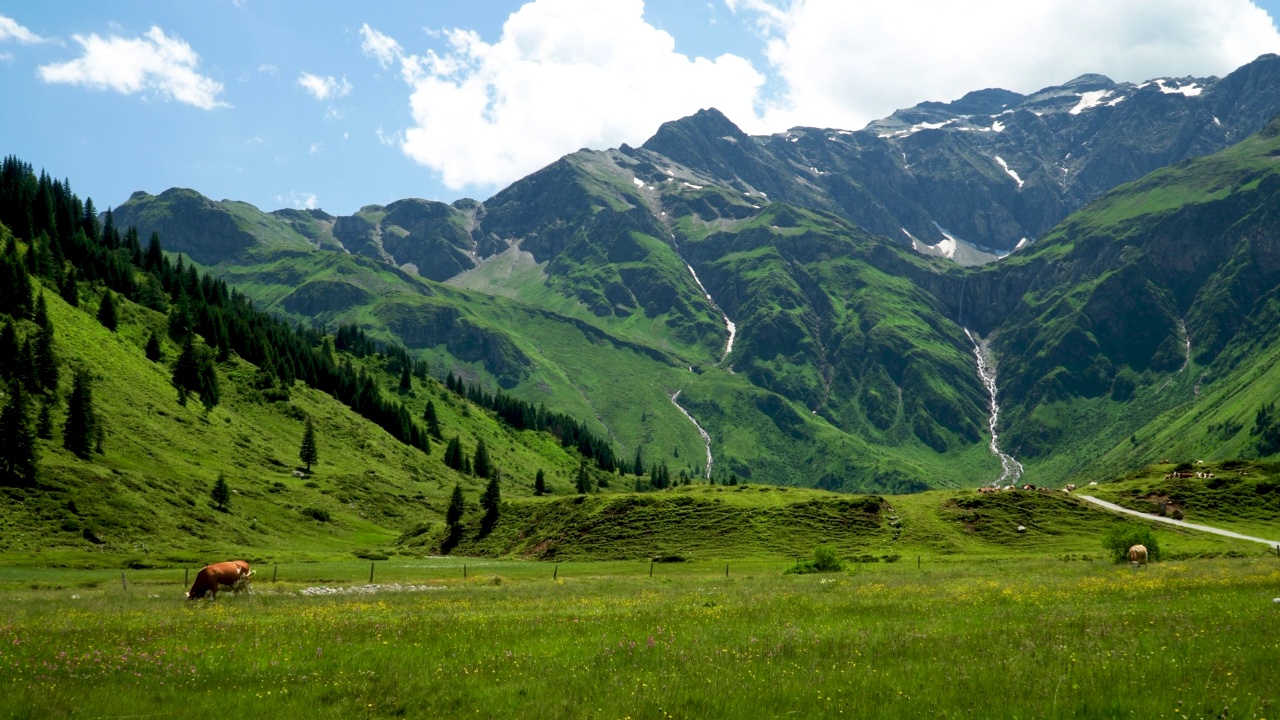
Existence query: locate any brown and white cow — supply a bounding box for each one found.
[187,561,253,600]
[1128,544,1148,569]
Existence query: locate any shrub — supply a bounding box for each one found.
[651,554,686,563]
[1102,522,1160,563]
[786,546,845,574]
[301,507,331,522]
[354,549,389,561]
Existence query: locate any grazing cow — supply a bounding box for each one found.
[1089,481,1098,486]
[187,561,253,600]
[1128,544,1148,569]
[1065,483,1077,491]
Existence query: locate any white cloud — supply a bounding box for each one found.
[0,15,46,44]
[0,52,12,63]
[37,26,227,109]
[375,126,403,146]
[297,72,352,100]
[734,0,1280,131]
[363,0,766,190]
[309,141,323,154]
[258,63,278,76]
[360,24,402,68]
[276,191,318,210]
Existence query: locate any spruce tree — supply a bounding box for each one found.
[423,400,442,440]
[33,293,57,394]
[481,471,501,527]
[59,267,78,308]
[173,336,199,406]
[633,446,644,476]
[299,417,318,472]
[473,438,491,479]
[446,482,465,529]
[144,331,163,362]
[211,472,231,512]
[0,381,38,486]
[576,461,590,494]
[0,320,18,380]
[196,345,220,411]
[16,338,37,391]
[399,362,412,392]
[534,468,546,496]
[63,370,96,459]
[96,289,118,332]
[36,399,53,440]
[444,435,463,471]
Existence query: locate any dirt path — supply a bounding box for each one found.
[1078,495,1280,548]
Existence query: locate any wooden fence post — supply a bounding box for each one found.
[184,568,189,587]
[917,555,921,571]
[121,571,127,591]
[553,564,558,580]
[463,564,467,579]
[725,563,729,578]
[273,564,278,583]
[649,561,653,578]
[369,562,375,584]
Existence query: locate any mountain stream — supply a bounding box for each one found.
[965,329,1023,486]
[684,262,736,363]
[671,388,714,478]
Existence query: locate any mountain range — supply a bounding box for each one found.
[108,53,1280,492]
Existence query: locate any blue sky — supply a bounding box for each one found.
[3,1,1280,216]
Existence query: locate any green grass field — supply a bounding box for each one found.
[2,556,1278,718]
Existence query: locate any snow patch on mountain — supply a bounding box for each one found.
[994,156,1024,188]
[1070,90,1112,115]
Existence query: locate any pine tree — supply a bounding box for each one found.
[0,381,38,486]
[32,293,57,394]
[444,435,464,471]
[96,289,118,332]
[481,472,501,527]
[36,399,53,440]
[423,400,442,440]
[211,472,231,512]
[576,461,590,494]
[299,417,318,472]
[446,482,465,529]
[58,267,78,308]
[173,336,199,406]
[0,320,18,380]
[633,446,644,476]
[16,338,37,392]
[534,468,546,496]
[399,362,412,392]
[473,438,491,479]
[145,232,163,271]
[63,370,96,459]
[144,331,163,362]
[196,345,220,412]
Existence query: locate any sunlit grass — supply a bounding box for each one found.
[2,557,1277,718]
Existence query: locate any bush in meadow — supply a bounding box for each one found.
[1102,522,1160,563]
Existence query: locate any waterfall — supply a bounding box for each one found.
[684,262,736,363]
[671,388,713,478]
[966,328,1023,487]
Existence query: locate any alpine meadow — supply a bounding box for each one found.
[4,3,1280,718]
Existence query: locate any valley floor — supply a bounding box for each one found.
[2,557,1278,718]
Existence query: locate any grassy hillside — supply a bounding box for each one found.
[0,269,613,568]
[409,481,1269,562]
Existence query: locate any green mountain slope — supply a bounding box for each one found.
[958,115,1280,480]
